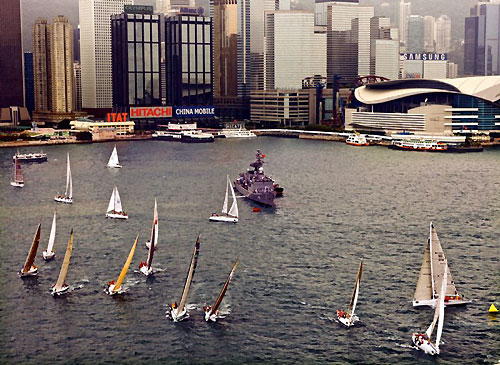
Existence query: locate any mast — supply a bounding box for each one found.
[23,223,41,273]
[211,259,239,314]
[178,235,201,314]
[46,210,57,253]
[113,235,138,292]
[347,259,363,315]
[54,230,74,290]
[429,222,435,299]
[222,176,229,214]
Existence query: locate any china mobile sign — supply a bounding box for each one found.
[174,106,215,118]
[129,106,173,119]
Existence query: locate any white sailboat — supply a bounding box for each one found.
[336,259,363,327]
[19,223,41,277]
[43,210,57,261]
[10,156,24,187]
[106,235,138,295]
[413,222,470,308]
[54,153,73,204]
[107,145,122,168]
[209,175,238,223]
[145,198,158,249]
[106,186,128,219]
[203,259,239,322]
[412,262,448,355]
[51,230,74,296]
[169,235,201,322]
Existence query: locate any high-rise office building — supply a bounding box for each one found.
[74,27,81,62]
[0,0,24,109]
[73,62,82,111]
[111,10,162,109]
[399,0,411,46]
[435,15,451,54]
[369,16,398,79]
[164,14,213,106]
[33,18,51,112]
[79,0,134,109]
[264,11,326,90]
[407,15,424,53]
[156,0,195,13]
[24,53,35,114]
[314,0,359,26]
[423,16,435,52]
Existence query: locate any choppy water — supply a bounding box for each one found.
[0,137,499,364]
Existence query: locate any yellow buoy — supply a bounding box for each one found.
[489,303,498,313]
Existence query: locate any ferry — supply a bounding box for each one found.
[346,134,369,146]
[218,129,257,138]
[389,140,447,152]
[152,122,213,143]
[12,151,47,163]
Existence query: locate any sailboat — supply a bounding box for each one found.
[107,145,122,168]
[106,186,128,219]
[19,223,41,277]
[168,235,201,322]
[145,198,158,249]
[51,230,74,296]
[412,262,448,355]
[10,156,24,187]
[209,175,238,223]
[43,210,57,261]
[140,201,157,276]
[413,222,471,308]
[203,259,239,322]
[106,235,139,295]
[336,259,363,327]
[54,153,73,204]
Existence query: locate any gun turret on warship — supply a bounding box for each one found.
[234,150,282,206]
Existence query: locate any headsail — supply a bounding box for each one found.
[46,210,57,254]
[107,145,120,167]
[211,259,239,314]
[414,241,432,302]
[222,176,229,215]
[426,261,447,342]
[14,156,23,183]
[114,186,123,213]
[54,230,74,291]
[107,187,116,213]
[228,177,238,218]
[23,223,41,273]
[347,259,363,315]
[113,235,138,293]
[177,235,201,314]
[65,153,72,198]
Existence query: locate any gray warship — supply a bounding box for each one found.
[234,150,282,206]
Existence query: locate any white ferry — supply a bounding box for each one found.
[152,122,213,143]
[218,128,257,138]
[346,134,369,146]
[389,139,448,151]
[12,151,48,163]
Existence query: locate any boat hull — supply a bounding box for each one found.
[54,196,73,204]
[388,144,447,152]
[209,214,238,223]
[180,135,214,143]
[204,311,218,322]
[234,182,275,206]
[336,310,358,327]
[43,251,55,261]
[413,298,471,308]
[13,155,47,163]
[346,142,369,147]
[106,212,128,219]
[106,284,124,296]
[140,265,153,276]
[412,333,439,355]
[10,181,24,187]
[51,284,70,296]
[107,164,122,168]
[19,265,38,277]
[170,307,188,322]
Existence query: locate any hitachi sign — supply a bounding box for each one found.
[129,106,173,119]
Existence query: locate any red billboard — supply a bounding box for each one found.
[129,106,173,119]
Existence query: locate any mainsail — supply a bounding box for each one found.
[107,187,116,213]
[113,235,138,293]
[107,145,120,167]
[46,210,57,254]
[114,187,123,213]
[14,156,23,183]
[23,223,41,273]
[150,198,159,248]
[211,259,239,314]
[65,153,72,198]
[414,241,432,302]
[147,224,155,270]
[54,230,74,291]
[227,177,238,218]
[347,259,363,315]
[177,235,201,314]
[425,263,447,342]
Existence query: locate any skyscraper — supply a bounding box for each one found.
[399,0,411,46]
[435,15,451,54]
[0,0,24,109]
[314,0,359,26]
[423,15,435,52]
[79,0,134,109]
[24,53,35,115]
[407,15,424,53]
[74,62,82,111]
[156,0,195,13]
[33,18,51,112]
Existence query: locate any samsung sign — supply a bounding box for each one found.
[174,106,215,118]
[401,53,448,61]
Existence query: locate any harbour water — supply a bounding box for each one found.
[0,138,499,363]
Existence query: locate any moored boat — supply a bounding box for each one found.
[389,139,447,152]
[10,156,24,187]
[51,230,74,296]
[106,186,128,219]
[203,259,239,322]
[19,223,41,277]
[218,128,257,138]
[413,222,471,308]
[106,235,138,295]
[346,133,369,146]
[336,259,363,327]
[43,210,57,261]
[54,153,73,204]
[12,151,47,163]
[209,175,238,223]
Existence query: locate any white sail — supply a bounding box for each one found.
[114,186,123,213]
[221,176,229,215]
[107,145,120,167]
[435,266,447,349]
[177,236,201,314]
[351,278,360,316]
[46,210,57,253]
[107,187,116,213]
[65,153,72,198]
[228,177,238,218]
[150,198,159,246]
[348,260,363,316]
[414,241,432,302]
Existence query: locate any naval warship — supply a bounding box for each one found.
[234,150,282,206]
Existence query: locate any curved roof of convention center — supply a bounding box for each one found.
[355,76,500,104]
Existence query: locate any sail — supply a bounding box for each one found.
[107,145,120,167]
[14,157,23,183]
[147,224,155,269]
[150,199,158,247]
[414,241,433,301]
[426,262,447,341]
[178,235,201,314]
[23,223,41,273]
[429,223,459,299]
[228,177,238,218]
[222,176,229,214]
[114,186,123,213]
[113,235,138,292]
[435,266,447,348]
[65,153,72,198]
[46,210,57,253]
[107,188,115,213]
[211,259,239,314]
[347,260,363,315]
[54,230,74,290]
